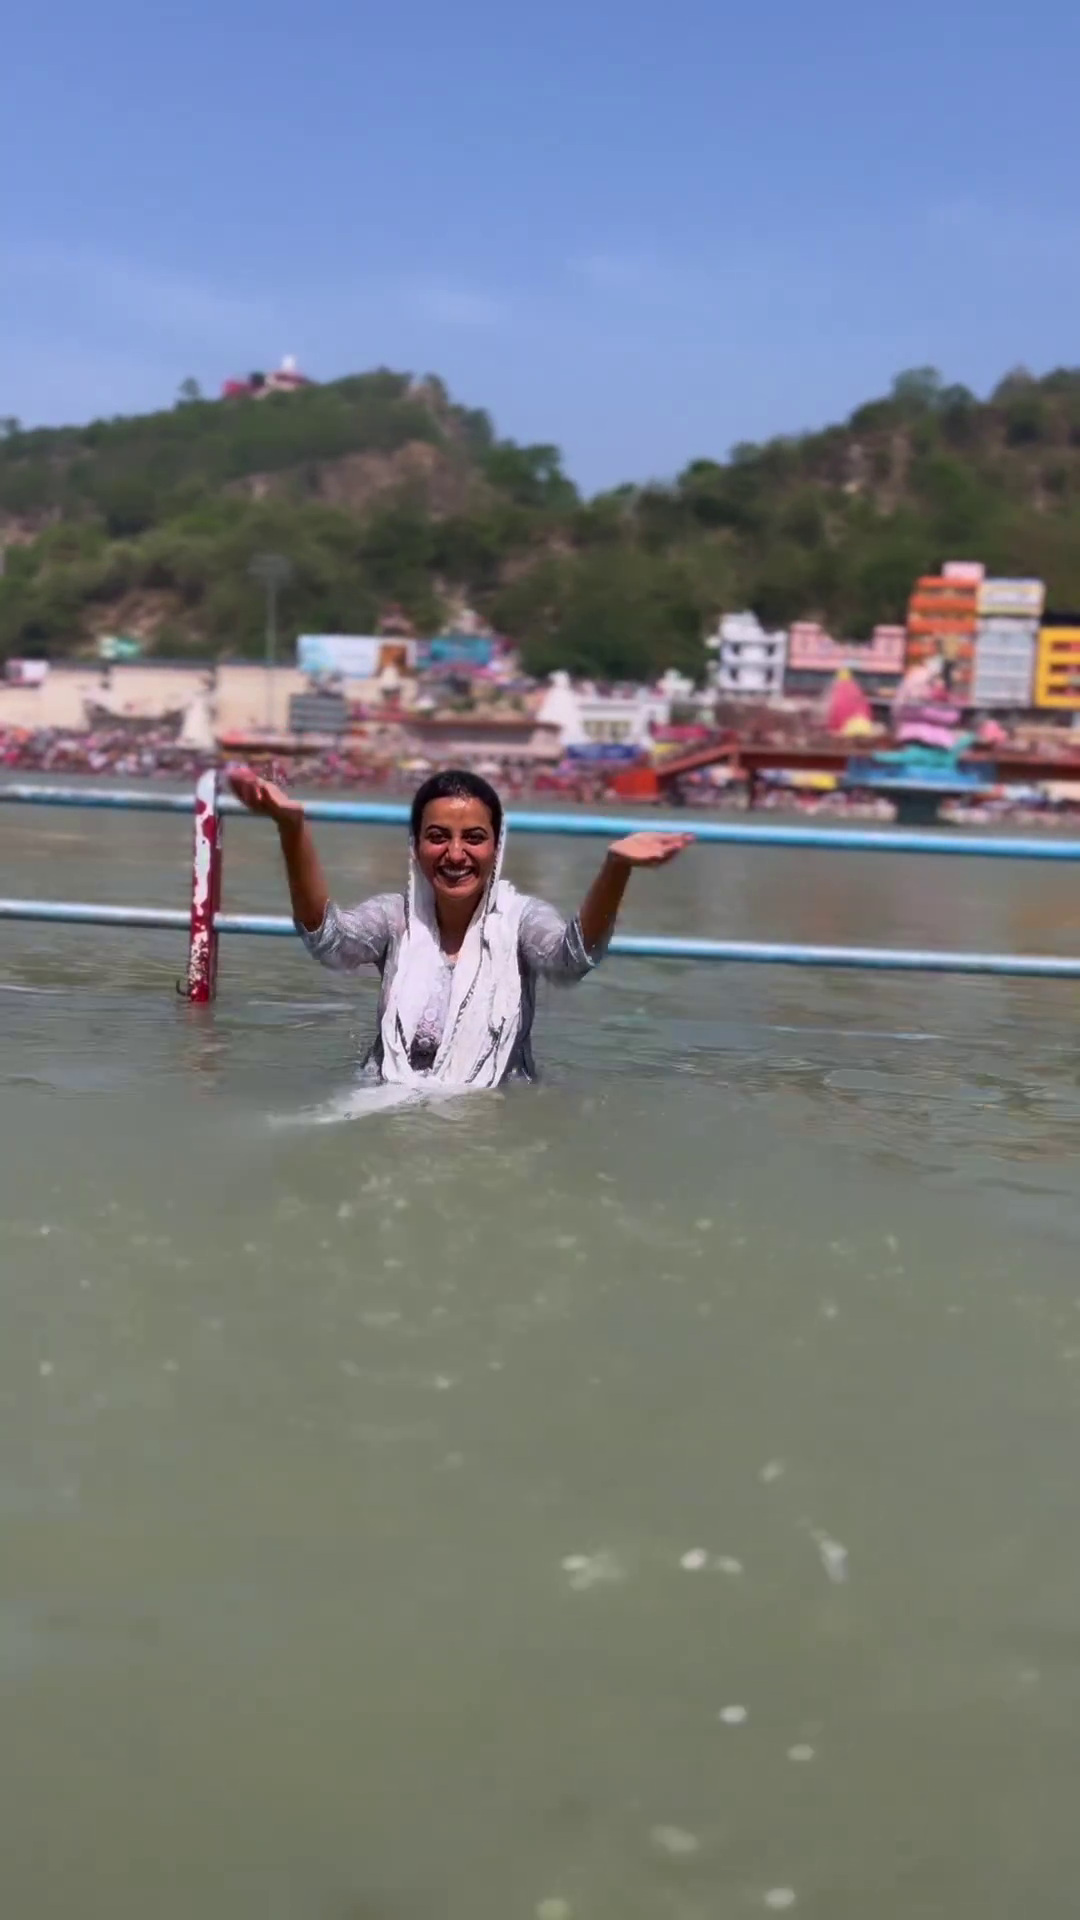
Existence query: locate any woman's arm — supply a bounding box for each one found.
[578,832,693,953]
[276,816,330,932]
[229,768,328,929]
[228,767,397,971]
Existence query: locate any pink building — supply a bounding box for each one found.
[787,624,907,674]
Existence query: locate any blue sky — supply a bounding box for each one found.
[4,0,1079,489]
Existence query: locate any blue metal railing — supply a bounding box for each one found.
[3,782,1080,981]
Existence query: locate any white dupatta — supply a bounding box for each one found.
[379,823,527,1089]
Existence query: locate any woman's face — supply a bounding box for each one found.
[415,795,497,910]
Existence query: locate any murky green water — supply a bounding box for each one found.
[4,798,1080,1918]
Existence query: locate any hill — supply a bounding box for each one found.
[5,362,1080,681]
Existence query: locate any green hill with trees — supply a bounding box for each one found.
[4,362,1080,680]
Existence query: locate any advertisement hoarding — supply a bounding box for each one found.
[422,634,496,669]
[976,578,1046,618]
[297,635,386,677]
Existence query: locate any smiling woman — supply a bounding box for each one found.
[228,765,691,1087]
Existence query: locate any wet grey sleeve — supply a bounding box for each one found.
[518,895,609,984]
[296,894,398,973]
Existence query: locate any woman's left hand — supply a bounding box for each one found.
[608,832,694,867]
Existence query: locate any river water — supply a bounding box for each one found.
[4,798,1080,1919]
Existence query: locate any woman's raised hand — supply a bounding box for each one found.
[228,766,305,829]
[608,831,694,867]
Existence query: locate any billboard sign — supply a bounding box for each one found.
[977,578,1046,618]
[297,635,383,677]
[97,635,143,662]
[423,633,495,669]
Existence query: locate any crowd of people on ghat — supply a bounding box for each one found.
[0,725,619,796]
[2,715,1076,826]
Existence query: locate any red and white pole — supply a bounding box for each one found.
[185,767,223,1002]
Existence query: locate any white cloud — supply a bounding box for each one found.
[8,243,272,346]
[404,279,507,328]
[925,197,1080,279]
[571,250,664,295]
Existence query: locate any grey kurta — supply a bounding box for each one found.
[299,893,602,1081]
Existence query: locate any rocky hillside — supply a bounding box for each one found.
[4,362,1080,679]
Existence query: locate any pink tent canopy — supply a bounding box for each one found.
[824,669,873,734]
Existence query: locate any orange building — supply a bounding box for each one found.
[906,573,980,697]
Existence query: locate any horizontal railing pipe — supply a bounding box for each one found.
[3,898,1080,977]
[4,782,1080,861]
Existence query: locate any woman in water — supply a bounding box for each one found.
[229,766,691,1088]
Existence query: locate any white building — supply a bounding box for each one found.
[535,671,679,751]
[707,612,787,697]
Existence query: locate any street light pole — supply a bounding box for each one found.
[248,553,293,732]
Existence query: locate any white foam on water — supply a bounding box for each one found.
[245,998,348,1012]
[810,1527,850,1584]
[764,1890,797,1910]
[649,1825,700,1857]
[768,1023,941,1042]
[561,1550,625,1592]
[267,1078,491,1128]
[267,1084,427,1127]
[719,1704,748,1725]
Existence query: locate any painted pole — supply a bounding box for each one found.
[184,767,223,1002]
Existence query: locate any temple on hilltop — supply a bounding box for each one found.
[221,354,315,400]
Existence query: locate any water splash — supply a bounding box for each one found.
[561,1550,625,1592]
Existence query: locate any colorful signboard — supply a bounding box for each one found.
[296,635,401,677]
[423,633,496,669]
[787,623,906,673]
[976,578,1046,618]
[1036,628,1080,709]
[97,635,143,662]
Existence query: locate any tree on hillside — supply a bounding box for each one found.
[483,441,578,511]
[10,360,1080,665]
[891,367,945,413]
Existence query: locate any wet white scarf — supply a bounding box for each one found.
[379,826,527,1089]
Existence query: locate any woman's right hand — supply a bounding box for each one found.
[228,766,305,829]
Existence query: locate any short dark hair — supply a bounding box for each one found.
[410,768,503,844]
